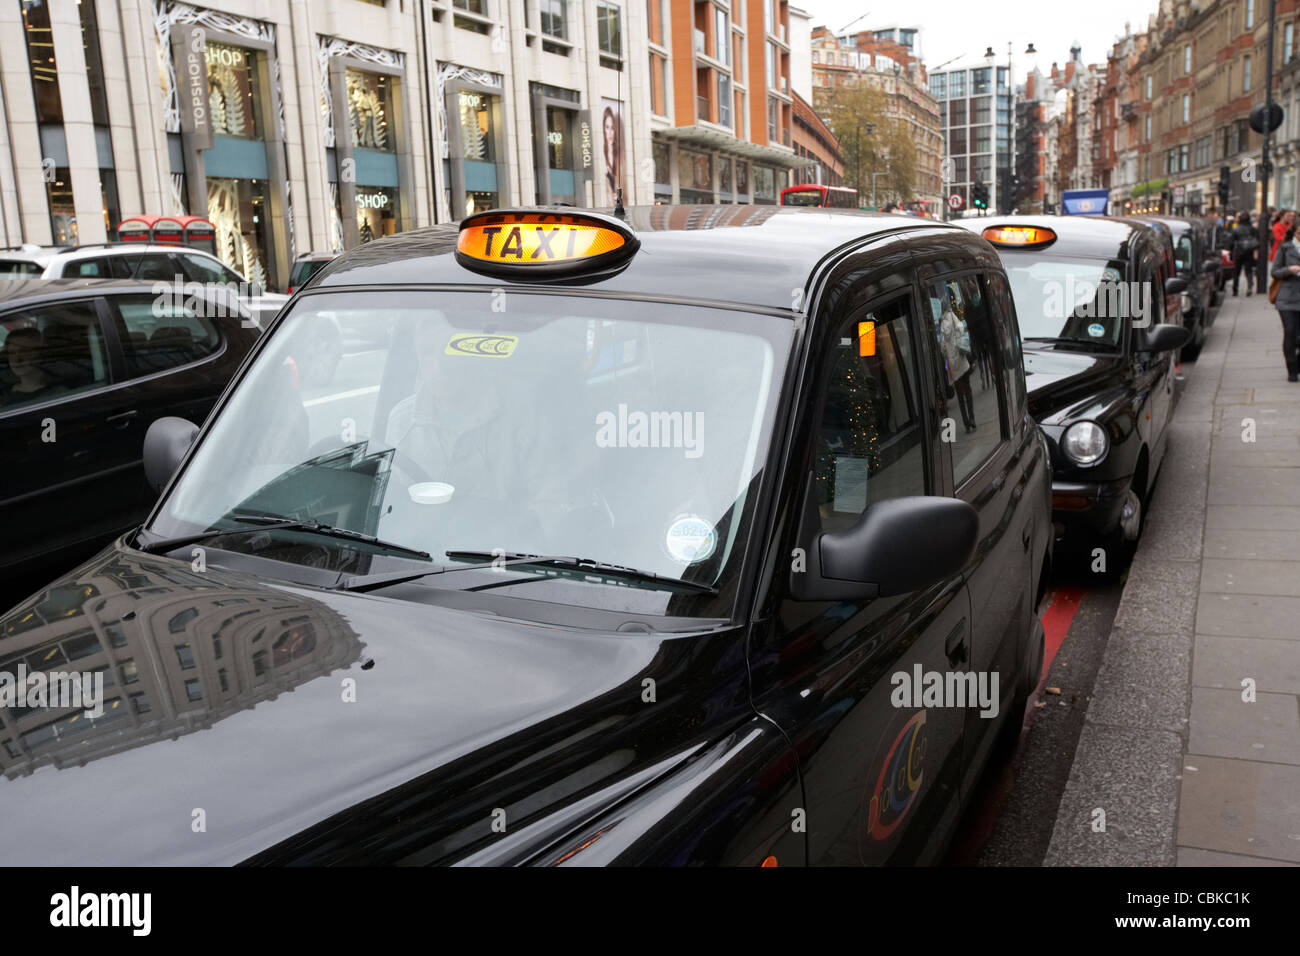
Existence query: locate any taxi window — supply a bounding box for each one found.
[1000,256,1130,348]
[927,275,1007,486]
[813,295,926,532]
[148,291,794,616]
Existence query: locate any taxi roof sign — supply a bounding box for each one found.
[981,225,1057,248]
[455,209,639,279]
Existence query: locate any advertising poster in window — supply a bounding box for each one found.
[601,98,624,205]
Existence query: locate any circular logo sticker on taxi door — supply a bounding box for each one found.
[665,515,718,564]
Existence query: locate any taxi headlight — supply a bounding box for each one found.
[1181,292,1194,314]
[1062,421,1109,466]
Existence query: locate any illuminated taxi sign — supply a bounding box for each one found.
[455,209,639,278]
[981,225,1057,248]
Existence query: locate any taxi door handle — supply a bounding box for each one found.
[107,410,139,429]
[1022,523,1032,552]
[945,624,968,667]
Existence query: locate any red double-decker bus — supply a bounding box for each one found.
[780,184,859,208]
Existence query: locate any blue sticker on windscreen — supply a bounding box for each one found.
[1087,322,1106,338]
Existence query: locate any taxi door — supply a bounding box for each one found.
[915,256,1032,785]
[751,246,972,865]
[1134,249,1176,475]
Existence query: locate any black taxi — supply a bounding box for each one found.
[960,216,1190,564]
[0,207,1051,866]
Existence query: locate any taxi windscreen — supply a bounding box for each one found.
[1000,256,1134,349]
[148,291,793,615]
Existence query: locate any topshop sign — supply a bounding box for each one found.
[172,26,214,150]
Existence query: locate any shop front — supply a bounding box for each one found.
[323,49,414,247]
[439,66,507,219]
[164,12,290,291]
[530,84,590,206]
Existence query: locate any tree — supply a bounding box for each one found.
[819,81,917,206]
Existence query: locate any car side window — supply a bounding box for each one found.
[133,254,178,282]
[70,257,112,278]
[0,301,109,412]
[107,295,221,377]
[986,273,1027,430]
[812,294,927,534]
[180,253,242,287]
[926,274,1008,486]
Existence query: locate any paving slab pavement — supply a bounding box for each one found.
[1045,291,1300,867]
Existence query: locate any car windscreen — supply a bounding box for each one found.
[147,289,793,616]
[999,254,1135,349]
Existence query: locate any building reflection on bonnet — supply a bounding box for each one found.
[0,551,364,779]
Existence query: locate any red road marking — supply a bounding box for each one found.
[1039,587,1084,683]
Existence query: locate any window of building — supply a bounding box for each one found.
[1247,0,1255,29]
[1145,75,1152,98]
[972,96,991,125]
[184,678,203,703]
[597,3,622,67]
[1244,54,1252,91]
[541,0,568,40]
[1182,93,1190,123]
[767,95,778,141]
[1145,115,1151,141]
[972,67,991,94]
[453,0,491,33]
[647,0,663,45]
[206,42,261,139]
[718,74,732,127]
[1286,22,1295,63]
[950,71,966,97]
[714,8,729,65]
[650,54,667,115]
[766,41,776,90]
[346,70,393,151]
[1184,43,1192,73]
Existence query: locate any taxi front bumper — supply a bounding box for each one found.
[1049,475,1133,545]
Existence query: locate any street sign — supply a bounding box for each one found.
[948,193,964,210]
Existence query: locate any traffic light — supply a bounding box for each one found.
[972,182,989,210]
[1218,165,1230,207]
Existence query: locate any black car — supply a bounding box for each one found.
[0,279,259,591]
[0,207,1051,866]
[1137,215,1220,358]
[965,216,1190,564]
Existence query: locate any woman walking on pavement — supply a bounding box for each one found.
[1269,222,1300,382]
[1231,211,1259,296]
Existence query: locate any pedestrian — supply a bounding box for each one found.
[1271,209,1295,260]
[1231,211,1258,296]
[1270,223,1300,382]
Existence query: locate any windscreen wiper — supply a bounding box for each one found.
[338,549,718,596]
[135,513,433,561]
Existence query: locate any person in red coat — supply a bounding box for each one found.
[1271,209,1295,260]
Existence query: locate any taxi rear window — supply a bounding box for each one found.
[999,256,1134,349]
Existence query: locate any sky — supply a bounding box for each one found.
[796,0,1163,80]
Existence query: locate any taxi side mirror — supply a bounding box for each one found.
[1136,323,1192,353]
[1202,259,1219,275]
[1164,276,1189,295]
[143,416,200,493]
[791,496,979,601]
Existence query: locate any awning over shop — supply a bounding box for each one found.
[654,125,815,169]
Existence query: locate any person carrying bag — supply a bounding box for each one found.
[1268,224,1300,382]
